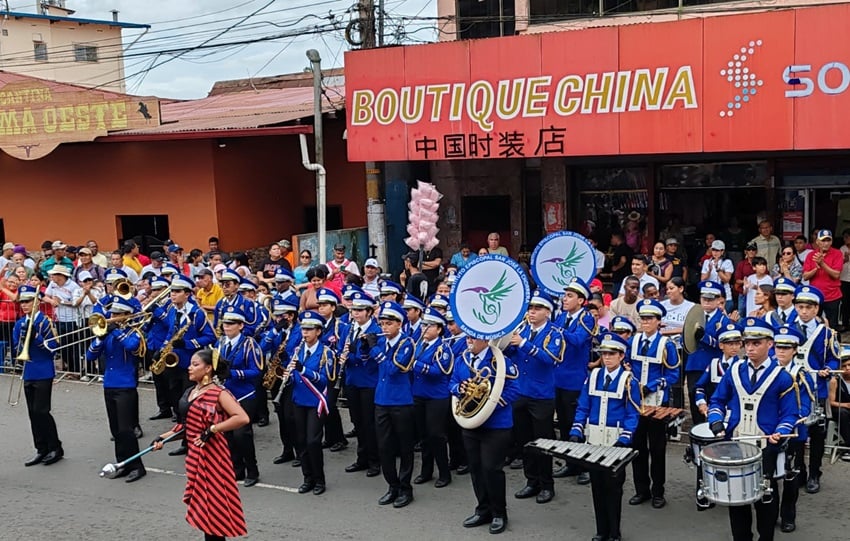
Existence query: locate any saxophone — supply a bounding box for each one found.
[263,329,289,390]
[152,319,191,375]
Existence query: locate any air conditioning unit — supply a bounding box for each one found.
[32,33,43,42]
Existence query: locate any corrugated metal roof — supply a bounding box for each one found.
[6,10,149,29]
[113,86,345,135]
[0,70,132,98]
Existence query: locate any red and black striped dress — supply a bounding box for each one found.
[180,385,247,538]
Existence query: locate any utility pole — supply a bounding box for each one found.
[358,0,388,270]
[306,49,327,263]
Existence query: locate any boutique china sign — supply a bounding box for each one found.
[345,5,850,161]
[0,80,160,160]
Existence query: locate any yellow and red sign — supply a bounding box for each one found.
[0,80,160,160]
[345,5,850,161]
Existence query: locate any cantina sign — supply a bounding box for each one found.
[0,80,160,160]
[345,5,850,161]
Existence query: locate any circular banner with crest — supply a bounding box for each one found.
[531,231,597,298]
[449,254,530,341]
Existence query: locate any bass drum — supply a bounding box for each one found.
[451,344,506,430]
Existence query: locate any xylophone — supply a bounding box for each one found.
[641,405,686,429]
[525,438,638,475]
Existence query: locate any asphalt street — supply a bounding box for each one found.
[0,376,847,541]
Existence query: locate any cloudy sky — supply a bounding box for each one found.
[12,0,437,98]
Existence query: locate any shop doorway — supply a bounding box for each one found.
[462,195,511,254]
[116,215,169,254]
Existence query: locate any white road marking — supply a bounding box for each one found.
[145,467,299,493]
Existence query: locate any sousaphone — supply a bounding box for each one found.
[683,305,707,354]
[449,255,530,430]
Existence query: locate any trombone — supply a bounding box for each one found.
[8,294,40,406]
[47,286,172,351]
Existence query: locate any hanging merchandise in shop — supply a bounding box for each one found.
[346,4,850,162]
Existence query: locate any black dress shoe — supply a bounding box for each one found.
[536,489,554,504]
[329,441,348,452]
[393,492,413,508]
[577,471,591,485]
[591,536,607,541]
[629,493,652,505]
[41,449,64,466]
[168,446,188,456]
[780,521,796,533]
[553,464,576,478]
[456,464,470,475]
[344,429,357,438]
[413,474,432,485]
[378,489,398,505]
[346,462,368,473]
[651,496,666,509]
[322,441,332,449]
[149,411,171,420]
[273,452,294,465]
[366,467,381,477]
[514,485,540,499]
[257,418,269,427]
[489,517,507,534]
[434,477,451,488]
[313,484,326,495]
[113,467,131,479]
[292,459,301,468]
[244,477,259,488]
[25,452,46,467]
[125,469,146,483]
[463,513,492,528]
[806,475,821,494]
[134,426,144,439]
[298,482,315,494]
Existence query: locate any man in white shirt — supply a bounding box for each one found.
[110,252,140,284]
[140,251,167,278]
[362,258,381,299]
[43,265,84,374]
[86,240,109,268]
[616,255,659,298]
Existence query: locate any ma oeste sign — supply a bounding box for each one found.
[0,80,160,160]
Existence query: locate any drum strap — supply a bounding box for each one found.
[730,364,783,438]
[630,334,668,386]
[794,323,823,370]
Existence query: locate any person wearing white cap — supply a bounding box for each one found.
[362,258,381,299]
[507,291,564,504]
[700,240,734,311]
[627,299,680,510]
[684,281,732,426]
[43,265,84,375]
[568,332,640,541]
[802,229,843,327]
[708,318,798,541]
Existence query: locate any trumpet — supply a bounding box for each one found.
[7,295,40,406]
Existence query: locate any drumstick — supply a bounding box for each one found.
[731,433,798,442]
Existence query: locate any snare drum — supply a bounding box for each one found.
[700,441,764,506]
[686,422,723,466]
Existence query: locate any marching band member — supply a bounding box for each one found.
[15,285,64,467]
[146,276,175,421]
[610,315,637,341]
[692,323,742,510]
[686,280,731,425]
[166,274,217,457]
[285,310,337,495]
[452,337,519,535]
[216,305,264,487]
[444,309,469,475]
[403,295,425,342]
[568,333,641,541]
[412,307,454,488]
[86,296,147,483]
[261,294,301,465]
[764,278,798,330]
[708,318,798,541]
[772,325,816,533]
[627,299,680,509]
[214,270,258,338]
[506,290,564,504]
[93,267,127,316]
[369,301,416,508]
[238,278,270,426]
[315,287,350,453]
[552,278,596,482]
[342,287,383,477]
[273,267,297,299]
[379,280,404,304]
[791,284,840,494]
